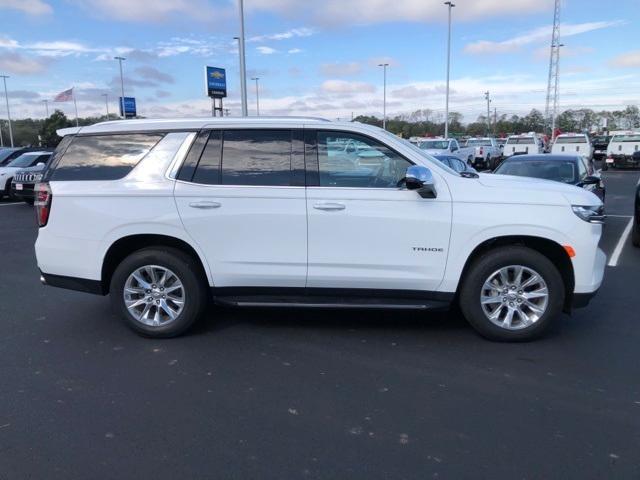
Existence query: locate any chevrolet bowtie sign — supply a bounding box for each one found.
[205,66,227,98]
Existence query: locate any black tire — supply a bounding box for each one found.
[459,246,565,341]
[632,219,640,248]
[109,247,208,338]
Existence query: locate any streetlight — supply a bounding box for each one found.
[0,75,14,147]
[42,99,49,118]
[251,77,260,116]
[236,0,248,117]
[114,56,126,119]
[444,1,455,139]
[102,93,110,118]
[378,63,389,130]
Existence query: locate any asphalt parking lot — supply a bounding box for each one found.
[0,170,638,479]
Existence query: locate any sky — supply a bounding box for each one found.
[0,0,639,122]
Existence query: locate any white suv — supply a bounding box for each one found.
[35,117,606,341]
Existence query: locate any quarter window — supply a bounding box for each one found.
[51,133,163,181]
[316,132,411,188]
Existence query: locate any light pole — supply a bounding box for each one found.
[484,91,491,135]
[444,1,455,139]
[114,56,126,119]
[102,93,110,118]
[251,77,260,116]
[378,63,389,130]
[237,0,248,117]
[1,75,14,147]
[42,99,49,118]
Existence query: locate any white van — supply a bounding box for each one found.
[604,131,640,170]
[551,133,593,160]
[503,133,544,157]
[35,117,605,341]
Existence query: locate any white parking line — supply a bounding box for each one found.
[0,202,23,207]
[608,218,634,267]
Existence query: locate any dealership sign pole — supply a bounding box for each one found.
[1,75,14,148]
[238,0,248,117]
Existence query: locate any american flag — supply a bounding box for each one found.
[53,88,73,102]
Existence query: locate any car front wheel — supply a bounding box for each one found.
[459,246,564,341]
[110,247,208,337]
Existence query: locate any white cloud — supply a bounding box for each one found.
[609,50,640,68]
[465,21,624,54]
[321,80,376,94]
[248,27,315,43]
[0,0,52,15]
[0,52,48,74]
[246,0,554,25]
[70,0,219,23]
[320,62,362,77]
[257,46,278,55]
[288,48,303,54]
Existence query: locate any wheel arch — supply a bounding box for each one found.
[456,235,575,312]
[101,234,211,295]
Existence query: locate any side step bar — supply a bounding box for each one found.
[214,296,450,311]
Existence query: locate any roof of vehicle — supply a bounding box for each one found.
[555,133,588,138]
[502,154,581,162]
[57,116,332,137]
[15,151,51,156]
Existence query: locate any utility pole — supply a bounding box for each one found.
[494,107,497,136]
[251,77,260,116]
[42,99,49,118]
[378,63,389,130]
[444,1,455,139]
[1,75,14,147]
[484,91,491,136]
[237,0,248,117]
[101,93,109,118]
[544,0,561,139]
[114,56,126,119]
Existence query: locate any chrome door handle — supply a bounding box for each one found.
[313,202,346,211]
[189,201,221,209]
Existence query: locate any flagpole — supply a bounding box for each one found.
[72,88,79,127]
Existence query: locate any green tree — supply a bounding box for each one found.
[40,110,73,147]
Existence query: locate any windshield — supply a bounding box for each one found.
[495,159,578,184]
[0,149,18,162]
[506,137,534,145]
[611,134,640,142]
[419,140,449,150]
[554,136,587,144]
[7,153,41,168]
[592,136,610,144]
[467,139,492,146]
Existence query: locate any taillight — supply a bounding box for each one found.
[35,182,52,227]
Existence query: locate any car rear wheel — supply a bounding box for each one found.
[632,219,640,247]
[459,246,564,341]
[110,247,208,338]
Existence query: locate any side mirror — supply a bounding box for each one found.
[405,165,437,199]
[36,162,45,167]
[580,175,600,186]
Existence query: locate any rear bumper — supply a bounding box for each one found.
[606,155,640,168]
[40,272,105,295]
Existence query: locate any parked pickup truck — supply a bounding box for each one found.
[466,137,503,170]
[604,131,640,170]
[418,138,475,164]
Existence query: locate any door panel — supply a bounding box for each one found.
[174,129,307,288]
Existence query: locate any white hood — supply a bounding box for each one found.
[477,173,602,207]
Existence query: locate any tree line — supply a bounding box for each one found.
[1,105,639,148]
[354,105,640,138]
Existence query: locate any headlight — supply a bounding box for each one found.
[572,205,605,224]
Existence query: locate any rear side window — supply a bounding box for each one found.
[51,133,163,181]
[189,129,293,186]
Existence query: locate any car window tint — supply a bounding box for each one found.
[51,133,163,181]
[221,130,292,186]
[192,131,222,185]
[317,131,411,188]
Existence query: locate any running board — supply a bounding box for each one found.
[213,295,449,310]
